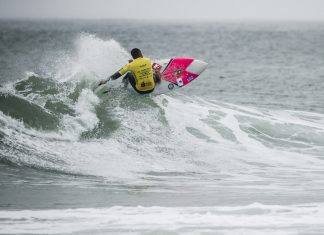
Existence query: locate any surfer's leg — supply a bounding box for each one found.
[153,71,161,84]
[125,72,136,89]
[122,76,129,88]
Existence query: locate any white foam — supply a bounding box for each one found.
[2,88,324,185]
[61,89,100,139]
[1,203,323,234]
[55,34,129,83]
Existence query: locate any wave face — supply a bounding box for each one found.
[1,21,324,234]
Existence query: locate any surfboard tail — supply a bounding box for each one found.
[187,59,208,75]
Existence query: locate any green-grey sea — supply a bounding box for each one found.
[1,20,324,234]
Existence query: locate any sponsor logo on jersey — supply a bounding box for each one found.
[141,81,153,87]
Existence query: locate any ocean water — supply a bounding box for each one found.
[0,19,324,234]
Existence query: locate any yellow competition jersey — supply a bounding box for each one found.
[118,57,155,91]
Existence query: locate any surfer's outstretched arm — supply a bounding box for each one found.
[99,55,135,86]
[98,70,123,86]
[105,64,129,83]
[110,71,123,80]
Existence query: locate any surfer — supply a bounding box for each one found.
[100,48,160,94]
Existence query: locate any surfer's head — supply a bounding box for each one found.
[131,48,143,59]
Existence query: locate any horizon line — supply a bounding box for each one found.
[1,17,324,23]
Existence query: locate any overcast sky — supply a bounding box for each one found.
[0,0,324,21]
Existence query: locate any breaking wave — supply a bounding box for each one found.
[0,34,324,187]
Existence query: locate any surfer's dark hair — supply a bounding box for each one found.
[131,48,142,59]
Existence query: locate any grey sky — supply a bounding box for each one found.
[0,0,324,21]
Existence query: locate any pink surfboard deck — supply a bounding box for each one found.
[152,58,208,94]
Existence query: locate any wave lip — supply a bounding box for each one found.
[1,203,324,234]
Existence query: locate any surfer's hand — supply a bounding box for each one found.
[98,79,108,86]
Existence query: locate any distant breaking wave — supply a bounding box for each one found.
[1,203,324,234]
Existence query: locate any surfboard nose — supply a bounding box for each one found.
[186,59,208,75]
